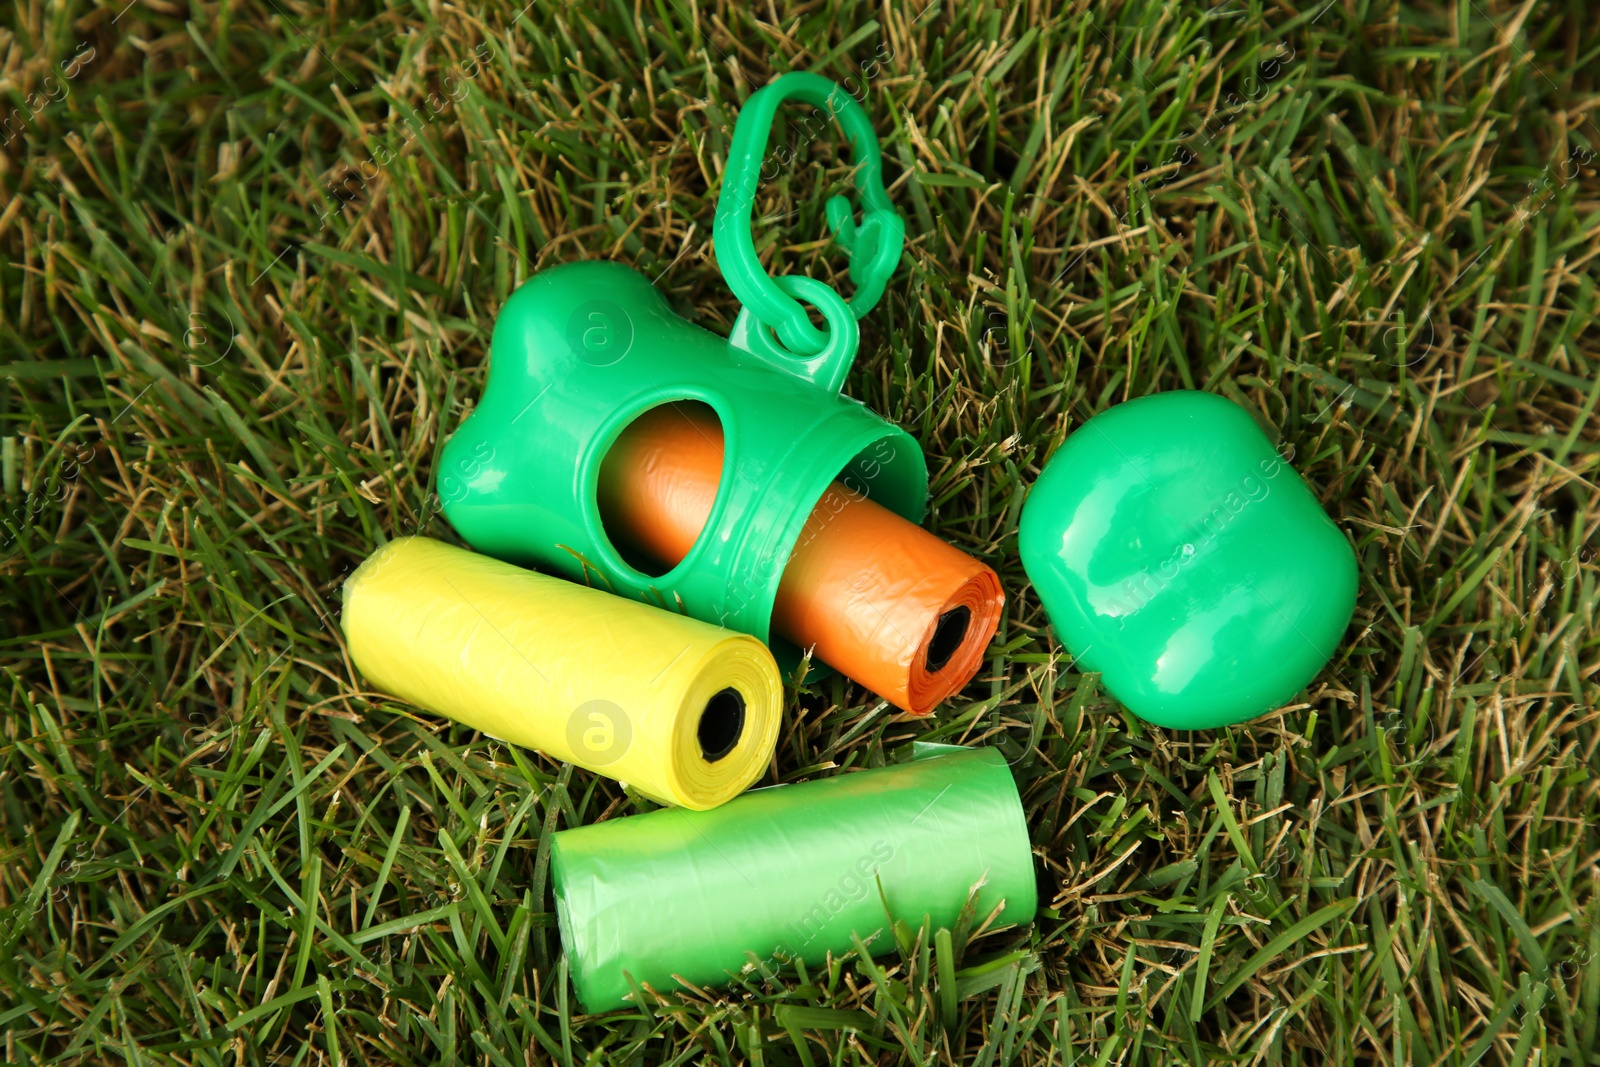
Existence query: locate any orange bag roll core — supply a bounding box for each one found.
[598,404,1004,715]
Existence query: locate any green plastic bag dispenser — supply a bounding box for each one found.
[439,75,925,667]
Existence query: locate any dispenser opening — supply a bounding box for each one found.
[924,606,972,673]
[698,687,745,762]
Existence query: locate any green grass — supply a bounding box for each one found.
[3,0,1598,1062]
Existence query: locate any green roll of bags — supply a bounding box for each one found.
[551,744,1037,1012]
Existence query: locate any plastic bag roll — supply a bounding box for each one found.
[551,744,1036,1011]
[598,404,1005,714]
[776,483,1004,714]
[341,537,782,810]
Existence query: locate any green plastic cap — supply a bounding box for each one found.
[1018,391,1358,730]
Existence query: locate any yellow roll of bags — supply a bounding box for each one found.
[341,536,783,810]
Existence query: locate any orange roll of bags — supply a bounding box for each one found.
[599,404,1004,715]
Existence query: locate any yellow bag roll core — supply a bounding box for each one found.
[341,537,783,810]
